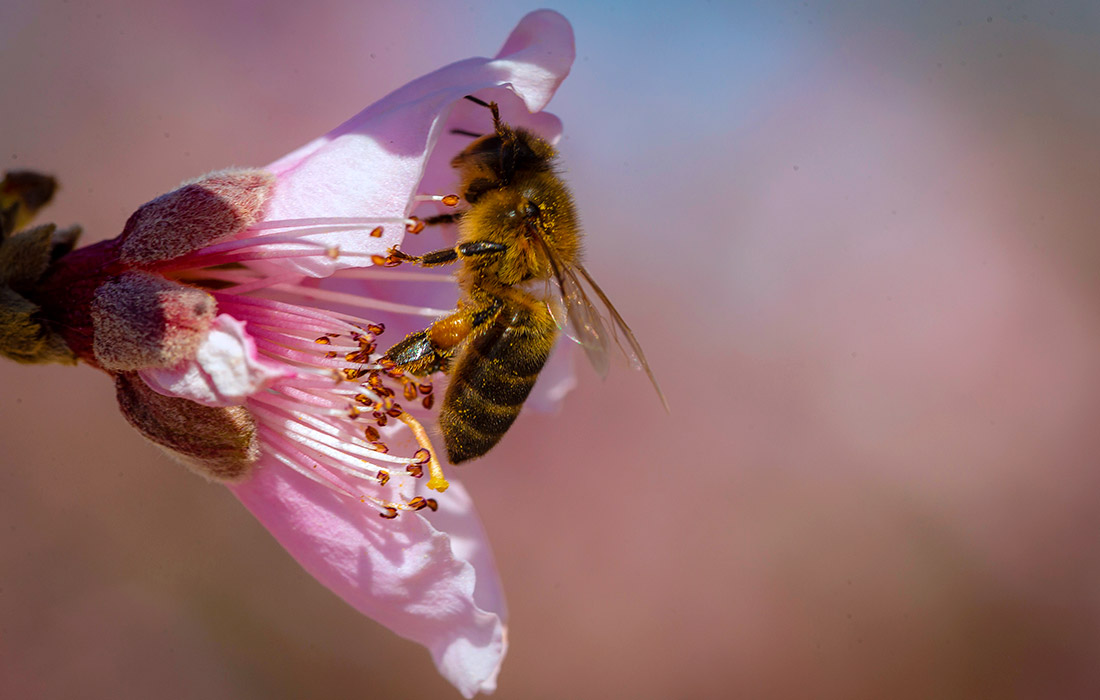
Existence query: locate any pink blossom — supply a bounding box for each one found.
[1,10,575,697]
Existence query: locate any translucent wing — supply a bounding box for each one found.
[548,255,612,379]
[572,264,669,411]
[542,245,669,411]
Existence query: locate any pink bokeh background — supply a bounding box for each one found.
[4,2,1100,698]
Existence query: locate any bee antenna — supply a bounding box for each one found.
[462,95,504,134]
[463,95,492,109]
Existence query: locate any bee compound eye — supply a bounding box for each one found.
[519,198,537,219]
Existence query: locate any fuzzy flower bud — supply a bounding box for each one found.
[119,169,274,264]
[114,371,259,481]
[91,271,216,370]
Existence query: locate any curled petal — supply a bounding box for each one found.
[257,9,576,278]
[489,8,575,113]
[140,314,290,406]
[230,464,506,698]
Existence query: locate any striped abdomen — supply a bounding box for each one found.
[440,300,558,463]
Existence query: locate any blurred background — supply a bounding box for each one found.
[4,1,1100,698]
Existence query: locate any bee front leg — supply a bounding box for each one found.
[457,241,507,257]
[386,246,459,268]
[385,240,506,268]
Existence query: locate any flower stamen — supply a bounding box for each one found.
[413,193,461,207]
[262,283,452,318]
[207,277,451,508]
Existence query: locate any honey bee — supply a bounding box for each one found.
[382,96,666,463]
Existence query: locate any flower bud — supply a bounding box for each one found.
[119,169,275,264]
[91,271,216,370]
[114,371,258,482]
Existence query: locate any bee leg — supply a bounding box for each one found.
[457,241,507,257]
[387,246,459,268]
[383,296,504,375]
[387,240,505,268]
[382,300,503,376]
[382,330,453,376]
[423,212,463,226]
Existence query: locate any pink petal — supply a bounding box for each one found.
[489,8,575,113]
[257,10,575,278]
[140,315,289,406]
[230,462,506,698]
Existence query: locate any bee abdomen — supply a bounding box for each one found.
[440,304,557,463]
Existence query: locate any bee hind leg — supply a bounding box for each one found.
[382,300,502,376]
[382,330,454,376]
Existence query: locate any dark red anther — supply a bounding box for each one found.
[425,498,438,512]
[405,217,425,234]
[345,350,371,364]
[421,394,434,410]
[408,496,428,511]
[376,471,390,486]
[314,336,331,345]
[368,323,385,336]
[406,464,424,478]
[441,194,460,207]
[367,374,387,394]
[363,425,380,442]
[412,448,431,465]
[379,507,398,519]
[369,226,384,238]
[403,382,418,401]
